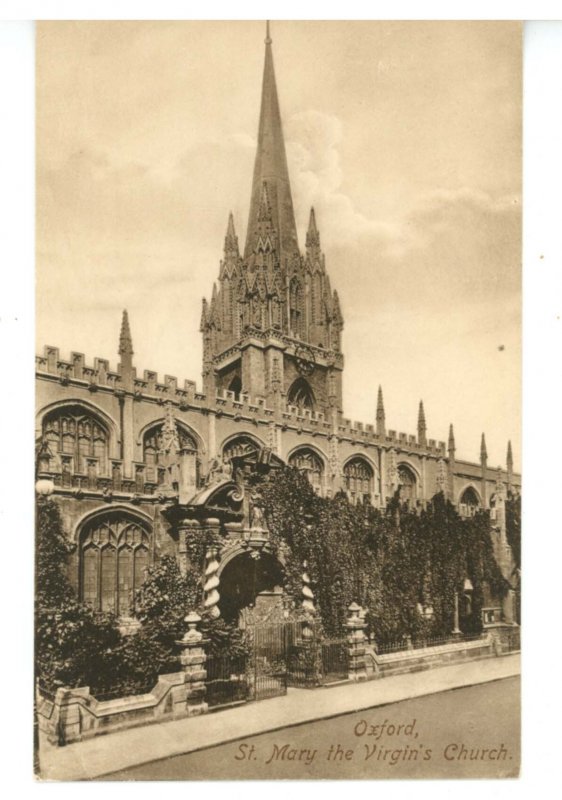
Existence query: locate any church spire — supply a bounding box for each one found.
[244,21,299,264]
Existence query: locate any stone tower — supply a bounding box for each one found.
[200,23,344,417]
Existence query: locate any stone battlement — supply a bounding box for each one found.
[37,345,447,455]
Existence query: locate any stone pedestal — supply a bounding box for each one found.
[175,611,209,717]
[346,602,368,681]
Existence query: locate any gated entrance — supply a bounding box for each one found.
[206,622,291,711]
[205,619,350,709]
[286,625,349,688]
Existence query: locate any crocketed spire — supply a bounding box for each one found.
[244,21,299,263]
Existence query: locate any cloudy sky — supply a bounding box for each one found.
[36,20,521,469]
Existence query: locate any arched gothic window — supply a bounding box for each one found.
[143,423,197,484]
[288,377,315,411]
[398,464,417,503]
[42,405,109,475]
[80,514,152,615]
[459,486,480,518]
[344,457,374,504]
[289,448,324,493]
[222,435,260,462]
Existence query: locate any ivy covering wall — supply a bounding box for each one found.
[35,465,511,693]
[261,465,509,642]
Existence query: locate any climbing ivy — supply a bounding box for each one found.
[260,465,510,643]
[506,492,521,569]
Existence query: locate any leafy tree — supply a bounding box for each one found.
[35,497,122,691]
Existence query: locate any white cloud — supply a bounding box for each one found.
[285,110,399,246]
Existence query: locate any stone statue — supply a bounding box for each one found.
[206,455,233,486]
[249,491,266,530]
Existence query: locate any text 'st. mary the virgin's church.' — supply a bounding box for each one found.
[35,24,520,626]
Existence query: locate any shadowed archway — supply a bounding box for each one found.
[218,551,285,625]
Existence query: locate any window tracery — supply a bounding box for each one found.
[288,377,315,410]
[344,457,374,503]
[288,447,324,493]
[42,406,109,474]
[143,423,197,483]
[80,515,151,615]
[398,464,417,502]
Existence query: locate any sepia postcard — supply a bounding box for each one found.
[34,20,521,780]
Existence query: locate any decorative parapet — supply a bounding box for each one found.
[36,346,518,483]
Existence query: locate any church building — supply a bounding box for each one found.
[35,25,520,625]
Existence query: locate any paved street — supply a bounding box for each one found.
[39,653,519,780]
[102,676,520,780]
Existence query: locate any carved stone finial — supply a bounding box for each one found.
[181,611,202,643]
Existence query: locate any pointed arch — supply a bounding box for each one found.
[76,507,153,615]
[138,418,201,484]
[343,456,374,504]
[39,401,114,475]
[221,432,265,462]
[288,445,326,494]
[459,485,482,517]
[287,377,315,411]
[397,462,418,502]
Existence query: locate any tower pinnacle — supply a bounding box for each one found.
[265,20,272,45]
[448,423,456,454]
[506,440,513,470]
[480,433,488,461]
[417,400,427,446]
[306,207,320,250]
[118,309,133,357]
[224,212,239,259]
[376,385,386,436]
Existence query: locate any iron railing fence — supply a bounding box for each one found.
[206,653,250,710]
[376,632,484,656]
